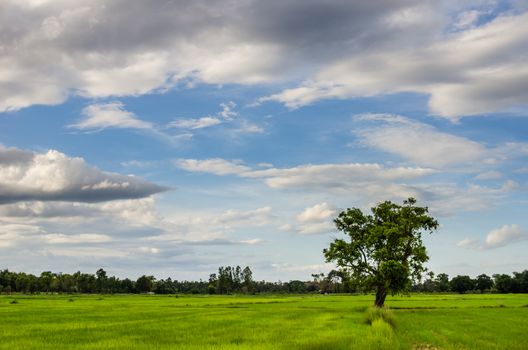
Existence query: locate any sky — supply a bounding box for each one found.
[1,0,527,281]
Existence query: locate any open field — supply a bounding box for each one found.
[1,294,527,350]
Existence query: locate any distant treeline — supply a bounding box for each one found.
[411,271,528,294]
[1,267,527,295]
[0,266,319,295]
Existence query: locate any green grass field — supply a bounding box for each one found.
[1,293,527,349]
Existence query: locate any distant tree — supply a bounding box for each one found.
[435,273,450,292]
[96,268,108,293]
[136,275,155,293]
[15,273,30,293]
[513,270,528,293]
[242,266,254,293]
[39,271,54,293]
[475,274,493,293]
[327,270,344,293]
[153,278,176,294]
[450,275,474,294]
[420,278,437,293]
[324,198,438,307]
[494,274,513,293]
[287,280,306,293]
[217,267,232,294]
[74,272,97,293]
[234,266,243,290]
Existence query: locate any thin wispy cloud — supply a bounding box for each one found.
[70,102,153,131]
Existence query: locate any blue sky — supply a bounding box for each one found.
[0,0,527,281]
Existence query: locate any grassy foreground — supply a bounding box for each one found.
[0,293,527,349]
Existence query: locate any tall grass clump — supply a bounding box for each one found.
[363,306,397,329]
[365,319,398,349]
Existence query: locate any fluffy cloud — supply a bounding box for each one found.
[458,224,528,249]
[2,1,526,117]
[0,146,167,203]
[296,202,336,223]
[291,202,337,235]
[485,224,528,248]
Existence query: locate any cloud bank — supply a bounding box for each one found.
[1,1,527,118]
[0,146,167,203]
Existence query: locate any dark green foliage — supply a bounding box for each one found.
[213,265,255,294]
[494,274,514,293]
[475,274,493,293]
[435,273,450,292]
[136,275,155,293]
[1,266,527,295]
[324,198,439,307]
[450,275,474,294]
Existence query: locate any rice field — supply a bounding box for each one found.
[0,293,527,349]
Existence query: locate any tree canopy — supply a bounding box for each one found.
[324,198,439,307]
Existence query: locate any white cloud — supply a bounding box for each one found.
[353,114,487,167]
[175,158,439,205]
[458,224,528,250]
[3,1,526,118]
[137,246,160,254]
[167,101,257,134]
[218,101,237,120]
[485,224,528,248]
[0,145,166,203]
[174,158,251,176]
[456,238,479,248]
[234,121,265,134]
[263,12,528,119]
[278,203,338,235]
[474,170,503,180]
[0,222,42,247]
[175,156,520,217]
[44,233,111,244]
[70,102,153,130]
[45,247,129,258]
[240,238,264,245]
[168,117,221,130]
[296,202,336,223]
[353,114,528,168]
[244,163,434,190]
[297,221,335,235]
[218,206,273,228]
[79,53,171,98]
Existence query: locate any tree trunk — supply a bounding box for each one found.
[374,286,387,307]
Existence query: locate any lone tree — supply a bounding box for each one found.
[324,198,438,307]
